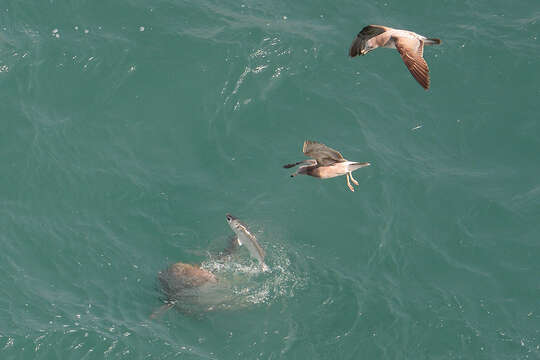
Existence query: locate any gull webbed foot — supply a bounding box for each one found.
[349,172,359,186]
[346,173,355,192]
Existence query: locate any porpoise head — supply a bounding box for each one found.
[226,213,249,235]
[226,213,240,229]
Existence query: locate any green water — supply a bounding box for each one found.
[1,0,539,358]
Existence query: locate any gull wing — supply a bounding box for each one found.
[349,25,388,57]
[394,37,430,90]
[303,140,345,166]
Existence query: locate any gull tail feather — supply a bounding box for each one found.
[349,162,371,171]
[425,38,441,45]
[283,161,303,169]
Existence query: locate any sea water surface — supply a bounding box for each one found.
[1,0,539,359]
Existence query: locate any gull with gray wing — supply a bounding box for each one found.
[284,140,371,192]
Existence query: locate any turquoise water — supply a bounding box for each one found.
[1,0,539,358]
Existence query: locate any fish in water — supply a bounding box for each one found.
[284,140,370,192]
[349,25,441,89]
[226,214,269,272]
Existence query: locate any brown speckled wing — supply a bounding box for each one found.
[395,38,430,90]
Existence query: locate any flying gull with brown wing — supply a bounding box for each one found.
[284,140,371,192]
[349,25,441,89]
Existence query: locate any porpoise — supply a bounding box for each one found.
[226,214,269,272]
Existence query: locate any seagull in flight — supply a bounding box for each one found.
[284,140,371,192]
[349,25,441,89]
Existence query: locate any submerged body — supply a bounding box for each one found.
[349,25,441,89]
[151,259,221,318]
[158,262,217,297]
[284,140,370,192]
[151,214,267,318]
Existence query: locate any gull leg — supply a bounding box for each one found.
[346,173,355,192]
[349,172,359,186]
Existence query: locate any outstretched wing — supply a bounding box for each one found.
[303,140,345,166]
[349,25,388,57]
[394,37,430,90]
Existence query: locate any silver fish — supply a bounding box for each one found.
[226,214,269,271]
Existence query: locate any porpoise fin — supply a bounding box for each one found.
[230,235,241,250]
[149,302,175,319]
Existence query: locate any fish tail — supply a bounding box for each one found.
[149,302,175,319]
